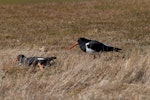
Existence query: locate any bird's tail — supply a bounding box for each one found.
[114,47,122,52]
[46,57,57,60]
[50,57,57,60]
[104,46,122,52]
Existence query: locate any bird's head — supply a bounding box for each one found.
[15,54,25,62]
[68,37,90,50]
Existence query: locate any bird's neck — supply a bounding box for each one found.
[79,43,86,52]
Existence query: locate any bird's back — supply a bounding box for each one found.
[87,40,104,52]
[87,40,121,52]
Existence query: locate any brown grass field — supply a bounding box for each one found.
[0,0,150,99]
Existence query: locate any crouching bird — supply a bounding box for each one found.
[68,37,122,59]
[15,54,56,71]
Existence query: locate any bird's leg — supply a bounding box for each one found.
[93,55,96,59]
[38,63,44,71]
[98,51,102,58]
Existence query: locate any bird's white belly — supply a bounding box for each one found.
[86,48,95,53]
[85,43,95,53]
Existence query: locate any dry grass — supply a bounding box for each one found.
[0,0,150,99]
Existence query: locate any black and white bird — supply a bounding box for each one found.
[15,54,56,70]
[68,37,122,58]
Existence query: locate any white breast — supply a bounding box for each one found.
[85,43,95,53]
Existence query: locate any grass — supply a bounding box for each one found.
[0,0,150,99]
[0,0,88,4]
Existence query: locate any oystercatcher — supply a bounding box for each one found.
[68,37,122,58]
[15,54,56,70]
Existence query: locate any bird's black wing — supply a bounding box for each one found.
[88,40,121,52]
[26,57,36,66]
[88,41,104,52]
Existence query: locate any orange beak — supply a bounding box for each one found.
[68,42,78,50]
[15,57,19,62]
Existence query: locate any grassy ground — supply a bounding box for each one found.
[0,0,88,4]
[0,0,150,99]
